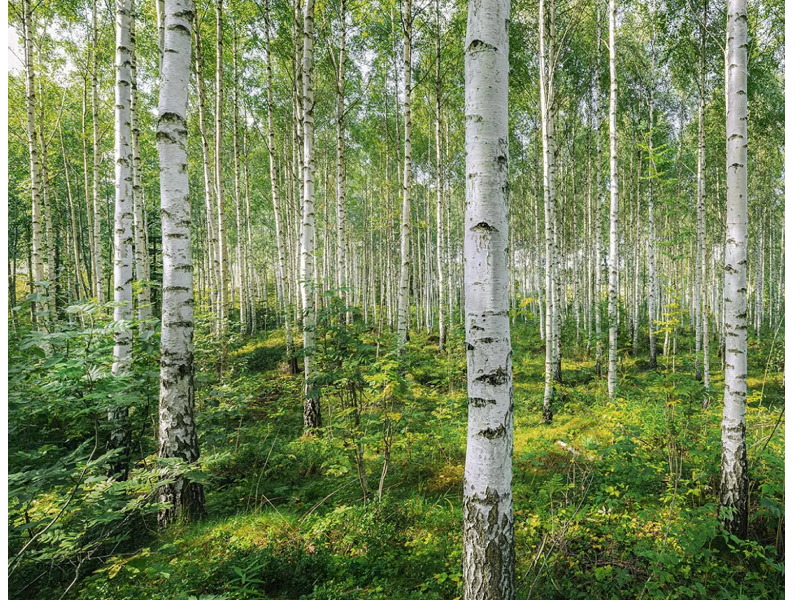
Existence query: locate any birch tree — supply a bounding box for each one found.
[22,0,45,319]
[157,0,205,525]
[607,0,619,399]
[720,0,748,539]
[109,0,134,478]
[301,0,321,430]
[396,0,412,352]
[462,0,515,597]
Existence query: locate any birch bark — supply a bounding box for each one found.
[607,0,619,399]
[157,0,204,525]
[22,0,45,318]
[301,0,321,429]
[396,0,413,352]
[110,0,135,477]
[463,0,514,596]
[720,0,749,539]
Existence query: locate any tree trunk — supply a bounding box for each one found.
[301,0,321,429]
[193,11,220,330]
[157,0,204,526]
[540,0,556,422]
[607,0,619,399]
[462,0,515,596]
[92,0,104,302]
[23,0,44,320]
[110,0,134,479]
[131,16,152,331]
[435,0,447,352]
[720,0,749,540]
[396,0,412,352]
[215,0,229,345]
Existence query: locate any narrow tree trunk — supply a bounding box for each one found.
[157,0,204,525]
[435,0,447,352]
[720,0,749,539]
[462,0,515,596]
[23,0,44,321]
[607,0,619,399]
[215,0,229,345]
[110,0,134,479]
[131,16,152,331]
[647,74,658,369]
[91,0,104,302]
[193,12,220,329]
[540,0,555,422]
[396,0,412,352]
[264,7,298,373]
[232,24,246,335]
[301,0,321,429]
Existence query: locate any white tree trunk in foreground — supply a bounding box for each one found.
[462,0,515,597]
[110,0,134,477]
[720,0,748,539]
[396,0,412,352]
[539,0,555,422]
[301,0,321,429]
[607,0,619,399]
[157,0,204,525]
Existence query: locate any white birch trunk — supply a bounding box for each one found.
[463,0,514,596]
[131,16,152,331]
[720,0,748,539]
[92,0,104,302]
[215,0,229,340]
[396,0,413,352]
[157,0,204,525]
[436,0,447,353]
[607,0,619,399]
[22,0,45,318]
[193,12,220,327]
[301,0,321,429]
[539,0,555,422]
[110,0,135,476]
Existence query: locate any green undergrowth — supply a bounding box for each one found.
[10,315,784,600]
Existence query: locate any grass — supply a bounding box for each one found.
[68,321,784,600]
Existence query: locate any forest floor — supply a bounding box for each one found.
[65,322,785,600]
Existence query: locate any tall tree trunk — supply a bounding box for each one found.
[157,0,205,526]
[82,78,95,300]
[301,0,321,429]
[232,23,246,335]
[23,0,45,319]
[396,0,412,352]
[462,1,514,597]
[435,0,447,352]
[336,0,347,299]
[607,0,619,399]
[698,0,710,402]
[720,0,748,539]
[647,70,658,369]
[264,6,298,373]
[594,4,603,376]
[131,16,152,331]
[193,12,220,329]
[540,0,555,422]
[59,122,83,302]
[110,0,134,479]
[92,0,104,303]
[215,0,229,345]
